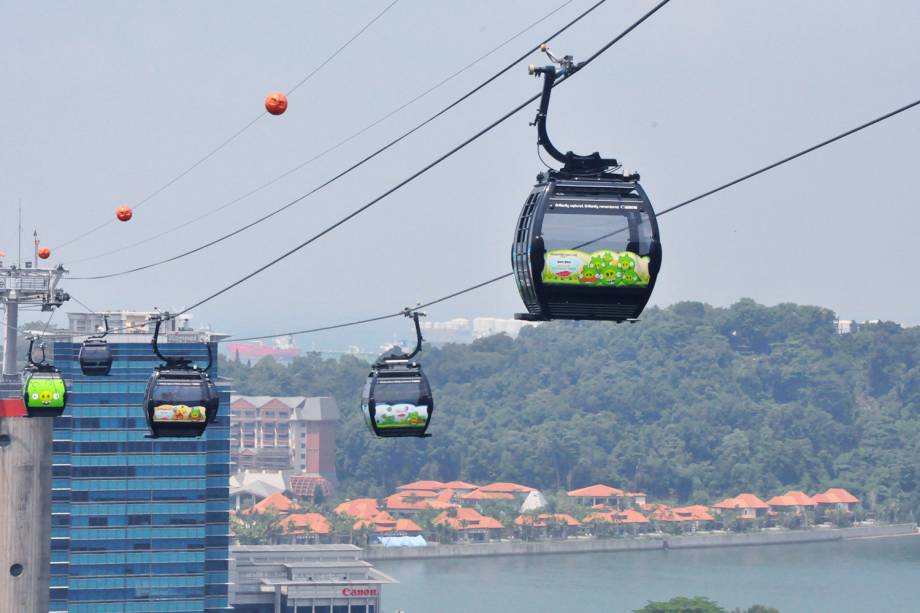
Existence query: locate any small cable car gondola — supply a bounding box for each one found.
[78,316,113,376]
[512,46,662,322]
[362,309,433,438]
[143,314,218,438]
[22,338,67,417]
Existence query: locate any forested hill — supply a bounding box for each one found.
[219,299,920,520]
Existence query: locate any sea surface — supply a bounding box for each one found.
[376,535,920,613]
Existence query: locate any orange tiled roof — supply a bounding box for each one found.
[476,516,504,530]
[734,493,769,509]
[397,480,446,491]
[353,510,397,531]
[436,489,457,503]
[461,489,515,501]
[395,490,439,498]
[769,491,816,507]
[335,498,380,520]
[442,480,479,491]
[478,482,535,493]
[784,491,816,506]
[583,508,650,525]
[394,518,423,532]
[671,505,715,522]
[373,517,423,534]
[283,513,331,535]
[515,513,581,527]
[615,509,651,524]
[567,484,626,498]
[813,488,859,504]
[713,493,768,510]
[385,492,455,511]
[251,492,299,514]
[433,507,503,531]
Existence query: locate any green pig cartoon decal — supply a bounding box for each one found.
[543,249,650,287]
[578,264,601,284]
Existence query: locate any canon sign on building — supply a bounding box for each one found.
[231,544,396,613]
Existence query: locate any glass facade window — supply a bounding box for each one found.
[50,341,230,612]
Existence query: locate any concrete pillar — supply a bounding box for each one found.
[3,300,18,377]
[0,417,53,613]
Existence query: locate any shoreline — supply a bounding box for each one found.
[363,523,918,562]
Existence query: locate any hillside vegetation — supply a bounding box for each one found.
[220,299,920,520]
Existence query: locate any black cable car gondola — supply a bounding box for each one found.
[143,314,218,438]
[512,46,662,322]
[362,309,433,438]
[22,338,67,418]
[78,315,113,376]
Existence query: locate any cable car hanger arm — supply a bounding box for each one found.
[26,337,44,368]
[403,308,426,360]
[149,312,212,371]
[529,45,620,175]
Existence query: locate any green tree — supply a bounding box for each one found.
[231,509,285,545]
[220,300,920,520]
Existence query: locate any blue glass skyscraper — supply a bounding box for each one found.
[50,339,231,612]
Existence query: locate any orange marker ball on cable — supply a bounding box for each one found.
[116,206,133,222]
[38,246,51,259]
[265,91,288,115]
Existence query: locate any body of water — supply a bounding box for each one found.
[377,535,920,612]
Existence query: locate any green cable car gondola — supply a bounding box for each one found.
[22,338,67,417]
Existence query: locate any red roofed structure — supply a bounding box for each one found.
[288,474,333,502]
[812,488,859,513]
[335,498,379,521]
[353,511,397,532]
[652,505,716,532]
[515,514,581,539]
[436,489,457,503]
[433,507,503,541]
[582,508,650,535]
[767,491,816,514]
[396,480,446,491]
[567,484,626,508]
[442,480,479,492]
[283,513,332,543]
[384,492,455,514]
[712,493,769,519]
[478,482,535,494]
[461,489,514,502]
[249,492,299,515]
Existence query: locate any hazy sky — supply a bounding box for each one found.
[2,1,919,350]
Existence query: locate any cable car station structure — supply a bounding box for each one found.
[0,260,69,613]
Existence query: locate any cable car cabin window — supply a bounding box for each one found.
[150,382,208,423]
[372,380,429,431]
[540,203,652,289]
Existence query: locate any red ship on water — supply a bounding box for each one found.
[226,335,300,361]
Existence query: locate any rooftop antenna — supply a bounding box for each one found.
[18,199,22,268]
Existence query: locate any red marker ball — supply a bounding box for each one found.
[38,247,51,259]
[265,91,288,115]
[116,206,133,222]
